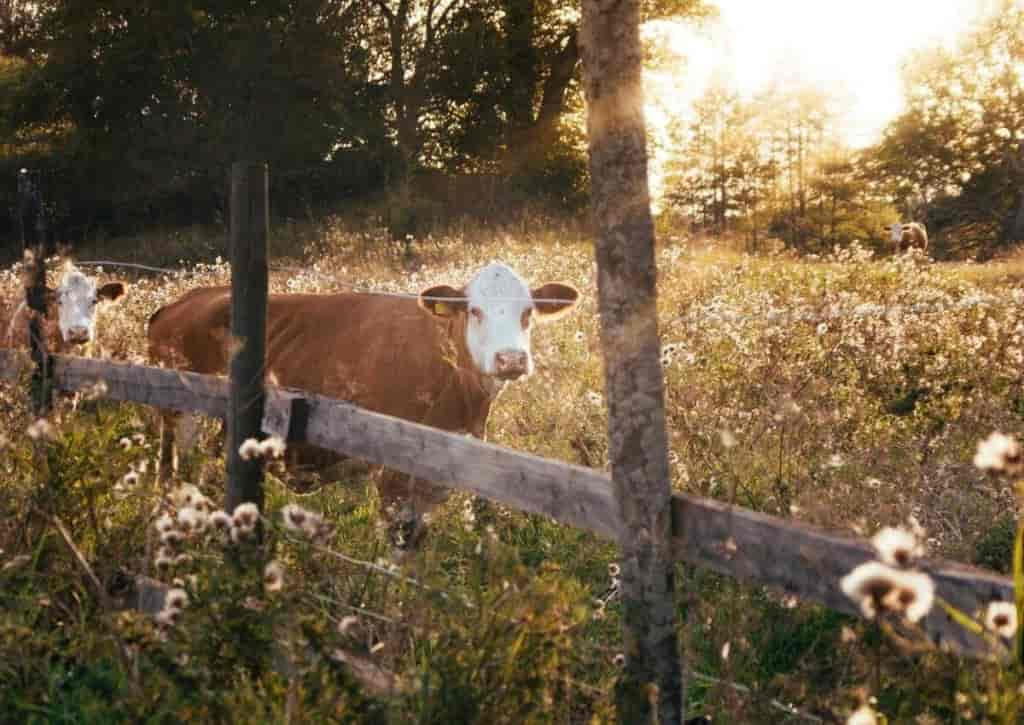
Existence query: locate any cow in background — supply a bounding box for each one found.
[886,222,929,254]
[2,261,127,352]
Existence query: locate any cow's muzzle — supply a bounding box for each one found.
[494,350,529,381]
[65,327,91,344]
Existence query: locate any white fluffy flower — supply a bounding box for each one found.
[871,526,924,568]
[984,601,1018,639]
[164,587,188,611]
[973,432,1022,474]
[259,435,287,459]
[232,502,260,530]
[238,438,262,461]
[26,418,57,442]
[263,561,285,593]
[846,704,878,725]
[210,510,232,531]
[840,561,935,623]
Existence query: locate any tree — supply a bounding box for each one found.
[581,0,683,721]
[870,0,1024,255]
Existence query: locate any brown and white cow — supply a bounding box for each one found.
[147,261,580,548]
[886,222,929,254]
[2,262,127,351]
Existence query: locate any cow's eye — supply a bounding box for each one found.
[470,307,483,322]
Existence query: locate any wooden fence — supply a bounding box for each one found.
[0,348,1012,659]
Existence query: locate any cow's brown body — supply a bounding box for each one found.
[148,287,502,543]
[891,222,929,253]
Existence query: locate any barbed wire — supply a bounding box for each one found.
[15,257,1024,321]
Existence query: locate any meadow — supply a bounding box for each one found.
[2,219,1023,723]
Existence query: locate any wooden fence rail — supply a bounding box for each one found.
[0,349,1013,659]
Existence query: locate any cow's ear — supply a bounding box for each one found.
[532,283,580,321]
[97,282,126,302]
[419,285,466,317]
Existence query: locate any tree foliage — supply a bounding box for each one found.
[869,0,1024,257]
[0,0,711,241]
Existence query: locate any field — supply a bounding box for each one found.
[2,220,1024,723]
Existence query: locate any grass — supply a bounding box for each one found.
[2,218,1024,722]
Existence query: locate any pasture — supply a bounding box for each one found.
[2,221,1023,722]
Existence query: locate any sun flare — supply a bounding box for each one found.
[642,0,989,204]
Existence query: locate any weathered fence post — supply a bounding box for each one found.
[20,169,52,416]
[226,162,269,516]
[579,1,684,722]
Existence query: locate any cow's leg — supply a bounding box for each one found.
[157,410,178,485]
[377,470,451,552]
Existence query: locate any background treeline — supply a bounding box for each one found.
[0,0,710,244]
[665,0,1024,259]
[0,0,1022,258]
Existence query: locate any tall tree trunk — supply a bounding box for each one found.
[579,1,683,723]
[1013,189,1024,242]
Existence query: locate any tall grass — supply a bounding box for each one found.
[2,220,1024,721]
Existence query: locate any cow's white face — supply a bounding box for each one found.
[419,262,579,382]
[889,223,905,244]
[52,266,126,345]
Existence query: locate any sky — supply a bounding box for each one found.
[641,0,990,203]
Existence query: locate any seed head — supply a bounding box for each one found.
[974,432,1022,474]
[871,526,924,568]
[984,601,1018,639]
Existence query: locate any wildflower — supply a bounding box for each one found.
[26,418,57,442]
[164,588,188,611]
[232,502,260,530]
[176,507,205,535]
[122,470,140,486]
[210,510,232,531]
[155,513,175,533]
[132,432,146,445]
[719,429,737,449]
[238,438,261,461]
[721,641,731,660]
[155,608,180,627]
[608,562,621,578]
[840,561,935,623]
[370,641,386,654]
[259,435,286,459]
[264,561,285,592]
[174,553,193,566]
[817,322,828,336]
[612,653,625,667]
[160,529,184,547]
[846,704,878,725]
[155,548,175,571]
[172,484,203,508]
[973,432,1022,474]
[871,526,924,568]
[338,615,359,635]
[983,601,1018,639]
[281,503,313,531]
[119,437,133,450]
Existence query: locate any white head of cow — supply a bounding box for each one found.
[889,223,905,244]
[418,262,580,381]
[50,264,127,345]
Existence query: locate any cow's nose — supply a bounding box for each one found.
[66,326,90,344]
[494,350,529,380]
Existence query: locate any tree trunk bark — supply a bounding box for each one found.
[1012,188,1024,242]
[579,1,684,723]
